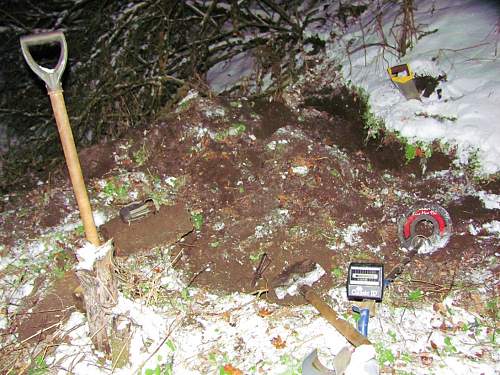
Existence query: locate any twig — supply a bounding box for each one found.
[187,265,209,288]
[251,253,271,288]
[16,321,62,348]
[135,316,183,373]
[171,248,184,267]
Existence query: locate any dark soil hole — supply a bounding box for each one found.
[303,86,453,174]
[414,219,436,237]
[252,99,297,139]
[414,74,447,98]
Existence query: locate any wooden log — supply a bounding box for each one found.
[300,285,371,347]
[76,240,118,354]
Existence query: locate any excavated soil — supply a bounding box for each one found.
[2,88,499,345]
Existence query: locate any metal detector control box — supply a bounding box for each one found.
[347,263,384,302]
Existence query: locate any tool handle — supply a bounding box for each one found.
[300,286,371,347]
[20,30,67,91]
[48,91,100,246]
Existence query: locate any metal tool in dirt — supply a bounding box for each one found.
[346,263,384,338]
[347,263,384,302]
[20,31,99,246]
[119,198,159,224]
[387,63,420,101]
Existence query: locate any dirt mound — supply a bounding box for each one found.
[72,91,496,306]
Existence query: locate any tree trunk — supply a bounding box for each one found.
[76,240,118,354]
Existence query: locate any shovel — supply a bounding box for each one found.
[20,31,100,246]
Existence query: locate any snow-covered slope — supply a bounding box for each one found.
[329,0,500,174]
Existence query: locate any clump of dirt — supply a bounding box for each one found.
[414,73,447,98]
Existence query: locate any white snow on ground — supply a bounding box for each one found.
[46,271,500,374]
[329,0,500,175]
[476,191,500,209]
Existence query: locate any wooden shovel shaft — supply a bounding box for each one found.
[48,90,100,246]
[300,285,371,347]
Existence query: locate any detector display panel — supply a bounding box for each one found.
[347,263,384,301]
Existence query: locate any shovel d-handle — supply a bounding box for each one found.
[20,31,100,247]
[20,31,67,92]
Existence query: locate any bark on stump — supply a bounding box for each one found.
[76,240,118,354]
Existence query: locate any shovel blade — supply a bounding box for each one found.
[302,347,352,375]
[302,349,335,375]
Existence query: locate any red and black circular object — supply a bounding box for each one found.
[397,203,452,253]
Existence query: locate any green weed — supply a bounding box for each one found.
[166,340,176,352]
[191,212,204,230]
[375,343,396,366]
[249,251,264,263]
[278,354,301,375]
[28,355,48,375]
[144,363,172,375]
[388,330,397,343]
[102,179,129,202]
[215,122,247,141]
[74,224,85,237]
[443,336,457,354]
[329,168,341,178]
[408,289,424,302]
[400,352,412,363]
[133,144,149,166]
[331,267,343,279]
[415,112,457,123]
[405,143,417,163]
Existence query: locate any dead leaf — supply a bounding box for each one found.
[277,194,289,206]
[419,352,433,366]
[223,364,243,375]
[430,341,438,351]
[271,335,286,349]
[222,311,231,322]
[258,308,273,317]
[432,302,446,315]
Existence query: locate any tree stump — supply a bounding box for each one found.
[76,240,117,354]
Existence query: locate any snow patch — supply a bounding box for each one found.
[476,191,500,210]
[75,240,113,271]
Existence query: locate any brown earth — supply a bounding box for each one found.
[2,87,499,359]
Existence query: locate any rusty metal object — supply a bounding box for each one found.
[119,198,159,224]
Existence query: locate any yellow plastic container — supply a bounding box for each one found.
[387,64,420,100]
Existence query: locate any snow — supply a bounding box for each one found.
[75,240,113,271]
[204,0,500,175]
[345,345,378,375]
[476,191,500,209]
[275,263,326,299]
[207,51,256,94]
[331,0,500,175]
